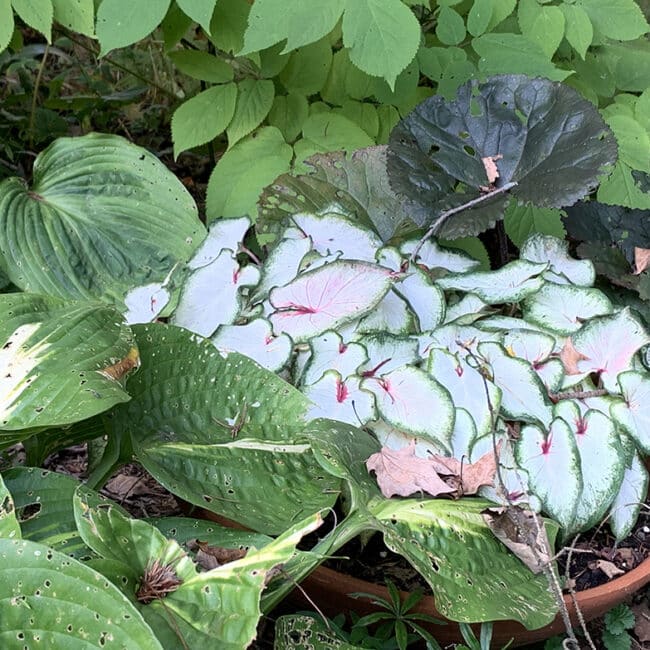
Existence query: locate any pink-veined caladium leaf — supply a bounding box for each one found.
[188,217,251,270]
[607,453,649,540]
[356,290,415,335]
[269,260,394,342]
[612,371,650,453]
[302,330,368,386]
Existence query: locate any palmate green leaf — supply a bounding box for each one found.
[168,50,234,83]
[227,79,275,148]
[0,474,20,539]
[96,0,171,55]
[0,294,135,434]
[0,0,14,53]
[176,0,217,33]
[52,0,94,36]
[575,0,649,41]
[0,538,162,649]
[0,134,203,304]
[11,0,53,41]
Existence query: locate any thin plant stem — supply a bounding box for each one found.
[29,44,50,148]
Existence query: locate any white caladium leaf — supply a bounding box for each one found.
[291,212,383,262]
[564,308,650,391]
[502,330,555,367]
[400,239,480,273]
[362,366,455,450]
[554,401,625,532]
[188,217,251,270]
[376,246,403,271]
[608,453,649,540]
[269,260,393,342]
[253,236,312,301]
[469,426,508,462]
[123,265,176,325]
[523,284,613,335]
[356,290,415,335]
[303,370,376,426]
[357,334,419,378]
[211,318,292,372]
[427,349,501,438]
[516,418,582,531]
[479,342,553,427]
[302,330,368,385]
[394,267,446,331]
[520,233,595,286]
[300,250,342,272]
[477,315,562,347]
[536,359,565,393]
[369,419,448,458]
[172,251,260,337]
[444,293,492,325]
[611,371,650,452]
[450,408,478,461]
[436,260,548,304]
[418,324,502,359]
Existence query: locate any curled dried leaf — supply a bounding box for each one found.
[136,559,182,604]
[559,338,589,375]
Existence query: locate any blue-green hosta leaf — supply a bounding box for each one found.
[565,308,650,391]
[356,290,415,335]
[362,366,455,449]
[304,371,376,425]
[608,453,649,540]
[400,238,481,273]
[211,318,292,372]
[0,538,162,648]
[612,371,650,453]
[302,331,367,385]
[502,329,555,367]
[554,402,625,533]
[523,284,613,335]
[519,234,595,286]
[516,418,582,531]
[444,293,492,325]
[436,260,547,304]
[269,260,393,342]
[0,134,203,305]
[394,267,446,331]
[427,349,501,438]
[188,217,251,270]
[479,342,553,427]
[357,334,419,377]
[0,294,135,433]
[0,475,19,539]
[172,250,260,337]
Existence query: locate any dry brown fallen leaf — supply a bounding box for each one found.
[429,444,500,495]
[634,246,650,275]
[187,539,247,571]
[632,600,650,643]
[482,154,503,185]
[591,559,624,579]
[560,338,590,375]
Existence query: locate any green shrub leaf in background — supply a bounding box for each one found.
[227,78,275,148]
[0,0,15,53]
[176,0,218,34]
[52,0,95,36]
[11,0,53,43]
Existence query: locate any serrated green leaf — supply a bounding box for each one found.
[333,100,379,140]
[598,161,650,209]
[575,0,649,41]
[267,92,309,142]
[504,202,566,248]
[605,114,650,173]
[559,4,592,59]
[636,88,650,133]
[160,2,193,50]
[467,0,492,36]
[0,0,14,52]
[168,49,234,82]
[206,126,292,220]
[599,41,650,93]
[176,0,217,32]
[11,0,53,41]
[436,6,466,45]
[277,37,332,96]
[208,0,249,53]
[52,0,94,36]
[301,112,374,152]
[96,0,171,55]
[486,0,516,29]
[227,78,275,148]
[517,0,565,57]
[0,474,20,539]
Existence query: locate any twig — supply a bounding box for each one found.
[564,536,598,650]
[409,181,517,264]
[549,388,608,403]
[29,44,49,148]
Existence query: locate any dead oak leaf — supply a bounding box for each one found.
[429,444,500,495]
[560,338,590,375]
[366,441,456,498]
[634,247,650,275]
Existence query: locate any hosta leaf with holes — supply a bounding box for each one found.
[0,474,19,539]
[362,366,455,449]
[171,250,260,337]
[523,284,613,335]
[516,418,582,531]
[212,318,292,372]
[268,260,393,342]
[274,614,360,650]
[0,294,136,434]
[0,134,203,305]
[394,267,446,331]
[187,217,251,270]
[387,75,616,213]
[608,453,649,540]
[0,538,162,648]
[436,260,547,304]
[612,371,650,453]
[400,238,480,273]
[302,331,368,386]
[479,342,553,427]
[368,498,558,628]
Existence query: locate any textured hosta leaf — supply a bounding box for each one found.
[502,329,555,367]
[523,284,613,335]
[519,234,595,286]
[304,371,376,425]
[356,289,415,335]
[0,134,203,304]
[188,217,251,270]
[269,260,393,342]
[608,453,649,540]
[172,250,260,337]
[0,294,135,433]
[612,371,650,453]
[388,75,616,210]
[400,238,480,273]
[357,334,419,377]
[369,498,557,627]
[0,538,161,648]
[0,474,19,539]
[212,318,292,372]
[516,418,582,531]
[362,366,455,449]
[479,342,552,427]
[302,331,367,386]
[436,260,547,304]
[275,614,361,650]
[394,267,446,331]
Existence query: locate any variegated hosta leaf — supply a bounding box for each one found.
[502,329,555,367]
[0,474,19,539]
[0,294,136,434]
[516,418,582,531]
[212,318,292,372]
[302,330,368,386]
[172,250,260,337]
[427,349,501,438]
[369,419,448,458]
[436,260,548,304]
[187,217,251,270]
[303,371,376,426]
[444,293,492,325]
[479,342,553,427]
[290,212,383,262]
[519,233,595,286]
[356,290,415,335]
[400,238,480,273]
[0,134,203,305]
[612,371,650,452]
[608,453,649,540]
[362,366,455,450]
[566,308,650,391]
[393,266,446,331]
[523,284,613,335]
[269,260,394,342]
[554,401,625,533]
[357,334,419,377]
